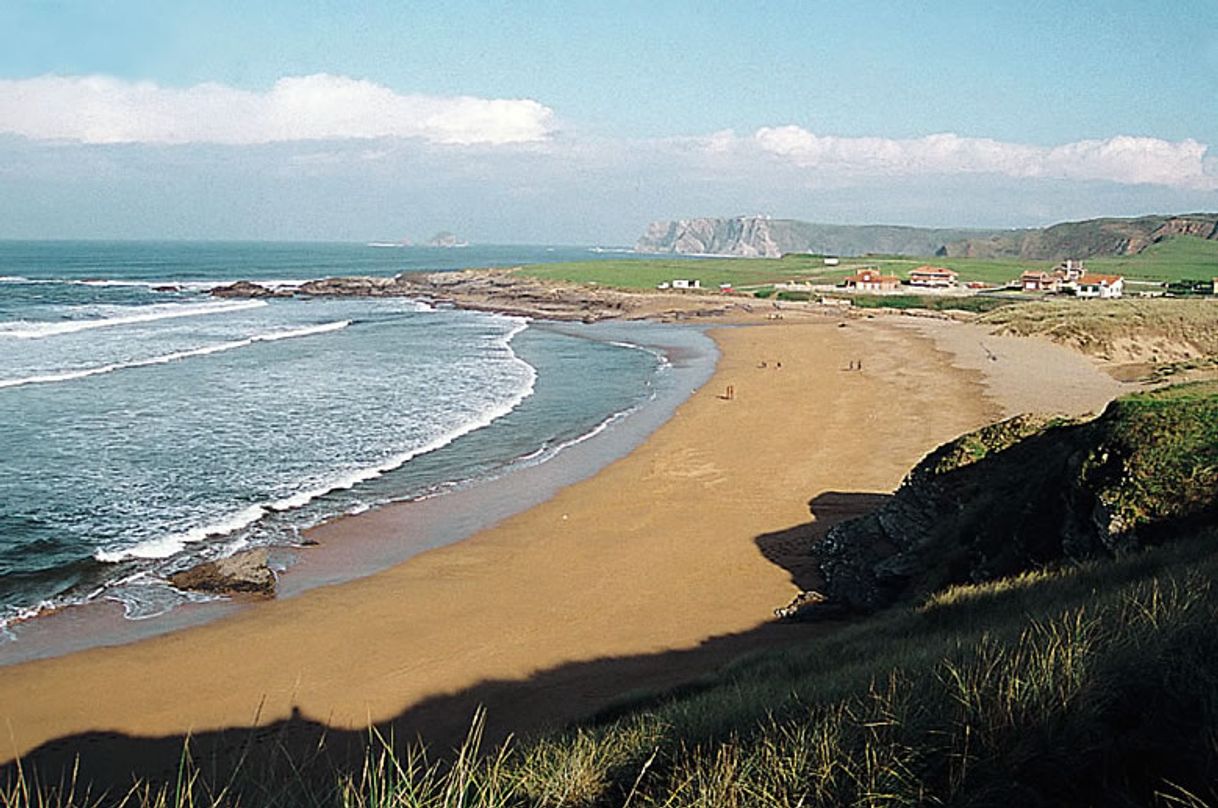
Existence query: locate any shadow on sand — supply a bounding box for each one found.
[1,492,890,802]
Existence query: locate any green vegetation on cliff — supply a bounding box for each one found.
[813,383,1218,616]
[635,213,1218,262]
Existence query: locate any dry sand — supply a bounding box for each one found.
[893,318,1133,417]
[0,317,1122,769]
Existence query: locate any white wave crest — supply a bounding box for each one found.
[72,279,161,288]
[94,504,270,562]
[608,339,672,369]
[0,320,350,390]
[263,318,535,512]
[92,317,536,565]
[0,300,269,339]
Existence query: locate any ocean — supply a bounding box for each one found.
[0,241,706,647]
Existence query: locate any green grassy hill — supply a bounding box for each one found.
[943,214,1218,260]
[635,213,1218,262]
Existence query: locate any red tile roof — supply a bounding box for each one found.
[846,269,900,284]
[1079,274,1124,285]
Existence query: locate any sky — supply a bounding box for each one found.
[0,0,1216,243]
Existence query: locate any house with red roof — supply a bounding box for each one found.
[1075,274,1124,299]
[1020,271,1060,293]
[908,265,958,288]
[844,268,901,292]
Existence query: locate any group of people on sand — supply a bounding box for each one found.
[723,358,785,400]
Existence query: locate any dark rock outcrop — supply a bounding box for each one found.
[211,281,292,298]
[209,269,754,323]
[169,548,276,598]
[813,385,1218,612]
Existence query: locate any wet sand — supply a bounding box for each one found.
[0,317,1120,765]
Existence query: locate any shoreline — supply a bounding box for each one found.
[0,320,719,665]
[0,312,1129,771]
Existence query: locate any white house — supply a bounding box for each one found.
[670,279,701,290]
[1075,274,1124,299]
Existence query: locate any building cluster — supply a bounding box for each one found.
[656,279,702,290]
[843,265,959,292]
[1019,260,1125,299]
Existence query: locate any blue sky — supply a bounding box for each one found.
[0,1,1216,242]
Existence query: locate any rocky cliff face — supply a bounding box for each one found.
[636,217,785,257]
[942,214,1218,260]
[1151,217,1218,242]
[808,384,1218,613]
[637,214,1218,259]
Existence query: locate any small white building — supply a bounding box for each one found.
[670,279,701,290]
[823,257,840,267]
[1075,274,1124,299]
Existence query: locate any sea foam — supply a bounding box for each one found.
[92,317,537,565]
[0,300,268,339]
[0,320,351,390]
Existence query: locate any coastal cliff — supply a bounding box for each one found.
[942,214,1218,259]
[636,216,995,258]
[636,217,787,257]
[636,213,1218,259]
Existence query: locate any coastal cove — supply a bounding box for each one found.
[0,319,718,664]
[0,312,1128,772]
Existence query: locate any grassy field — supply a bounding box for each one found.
[1088,236,1218,281]
[515,236,1218,290]
[513,254,828,291]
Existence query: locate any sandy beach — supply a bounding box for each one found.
[0,315,1127,779]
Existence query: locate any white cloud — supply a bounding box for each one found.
[750,125,1218,190]
[0,74,555,146]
